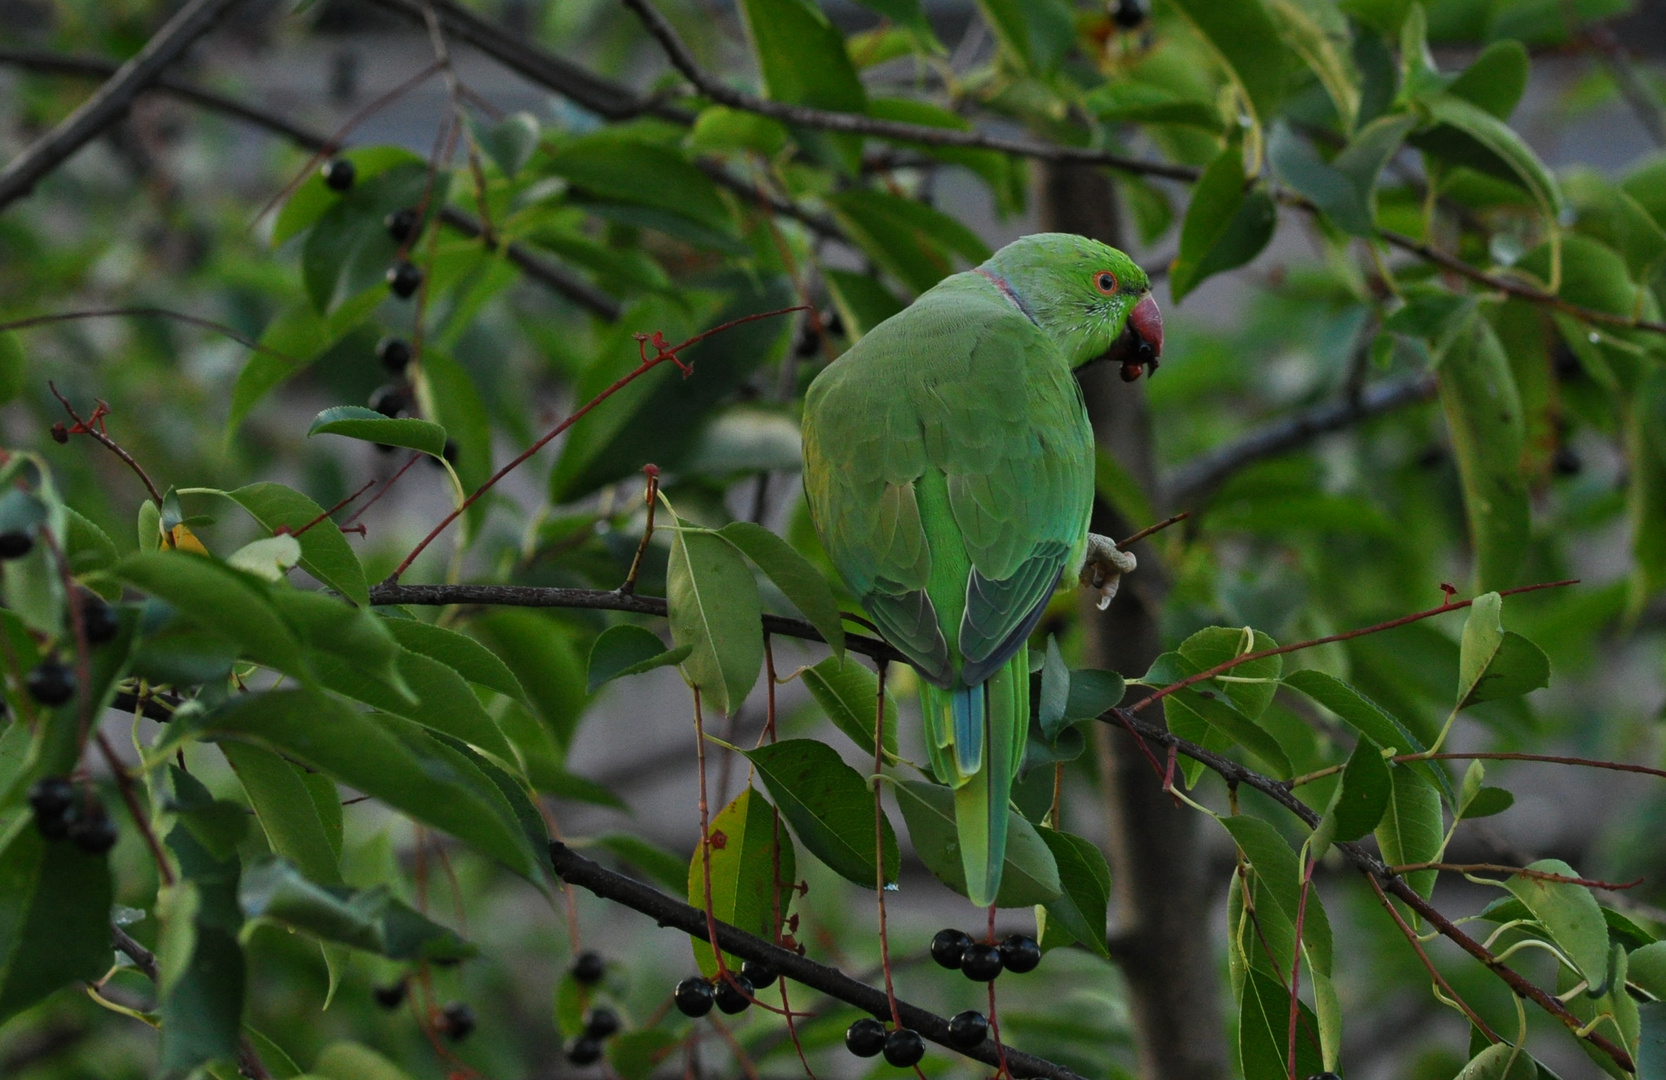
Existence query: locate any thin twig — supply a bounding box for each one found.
[0,0,244,214]
[94,732,174,887]
[1365,873,1499,1041]
[1389,863,1643,891]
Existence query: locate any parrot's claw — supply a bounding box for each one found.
[1079,533,1137,610]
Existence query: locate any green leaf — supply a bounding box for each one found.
[1457,593,1550,708]
[227,534,301,581]
[893,779,1060,907]
[1239,967,1323,1080]
[1419,95,1563,219]
[801,654,899,761]
[584,832,688,893]
[687,787,796,975]
[1063,667,1126,722]
[116,551,307,678]
[1220,814,1332,976]
[609,1030,682,1080]
[1446,39,1530,120]
[1178,626,1282,719]
[547,133,733,231]
[1632,941,1666,999]
[585,624,691,693]
[0,826,113,1025]
[1638,1003,1666,1080]
[1037,637,1070,742]
[824,268,905,339]
[224,483,367,607]
[1165,685,1293,779]
[1165,0,1291,128]
[1505,858,1610,989]
[1171,145,1277,302]
[239,857,474,962]
[1084,82,1224,129]
[1319,736,1391,847]
[718,521,846,658]
[471,611,589,749]
[314,646,516,765]
[1266,0,1358,130]
[272,146,424,246]
[685,105,790,157]
[828,188,993,295]
[742,739,898,886]
[1281,670,1424,754]
[1035,827,1111,958]
[667,525,764,716]
[1438,316,1530,592]
[380,618,526,703]
[300,162,437,314]
[970,0,1074,74]
[312,1042,417,1080]
[476,111,540,178]
[1374,762,1443,898]
[197,690,536,878]
[267,589,407,699]
[738,0,867,123]
[307,406,448,458]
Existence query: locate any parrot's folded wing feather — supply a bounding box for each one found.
[960,552,1064,685]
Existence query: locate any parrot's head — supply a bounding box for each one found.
[980,233,1163,381]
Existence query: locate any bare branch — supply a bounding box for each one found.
[547,842,1085,1080]
[0,0,246,214]
[1162,374,1438,507]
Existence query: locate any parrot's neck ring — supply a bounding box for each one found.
[973,267,1038,326]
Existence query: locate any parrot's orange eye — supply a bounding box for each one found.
[1094,271,1118,295]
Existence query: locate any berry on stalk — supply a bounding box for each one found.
[930,928,970,970]
[999,934,1041,973]
[583,1007,621,1039]
[572,950,606,985]
[883,1028,925,1068]
[321,158,356,191]
[0,531,32,559]
[566,1036,603,1066]
[844,1017,887,1058]
[439,1001,476,1041]
[1112,0,1147,29]
[387,260,423,299]
[947,1010,989,1049]
[673,976,713,1017]
[26,659,75,706]
[385,207,420,244]
[713,973,753,1014]
[740,959,776,990]
[69,805,118,854]
[372,981,407,1009]
[79,596,120,644]
[376,336,412,374]
[959,942,1003,982]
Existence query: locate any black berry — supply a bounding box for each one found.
[584,1007,621,1040]
[1112,0,1147,28]
[372,980,408,1009]
[28,776,75,839]
[369,384,412,418]
[1552,446,1582,476]
[960,942,1003,982]
[69,807,118,854]
[883,1028,925,1068]
[572,950,606,985]
[740,959,776,990]
[821,308,844,338]
[388,261,423,299]
[322,158,356,192]
[385,207,420,244]
[0,531,32,559]
[845,1017,887,1058]
[999,934,1041,974]
[566,1036,604,1066]
[26,659,75,707]
[793,322,821,358]
[947,1010,988,1049]
[439,1001,475,1041]
[376,336,412,374]
[674,976,714,1017]
[713,973,753,1014]
[79,597,120,645]
[930,928,970,970]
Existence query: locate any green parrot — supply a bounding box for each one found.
[801,232,1163,906]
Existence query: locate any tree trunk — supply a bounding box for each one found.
[1041,162,1228,1080]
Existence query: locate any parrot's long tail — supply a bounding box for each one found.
[921,643,1029,907]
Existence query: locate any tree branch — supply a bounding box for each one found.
[547,842,1085,1080]
[111,926,271,1079]
[0,0,246,214]
[1162,374,1439,507]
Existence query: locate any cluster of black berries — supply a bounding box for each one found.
[563,950,622,1066]
[845,1016,928,1067]
[320,157,423,300]
[673,959,776,1018]
[929,928,1041,982]
[370,978,475,1042]
[19,598,120,711]
[27,777,117,853]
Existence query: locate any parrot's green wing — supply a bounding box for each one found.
[802,276,1095,687]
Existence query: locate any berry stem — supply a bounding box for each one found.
[692,688,731,981]
[618,464,661,595]
[1286,853,1312,1080]
[94,731,173,886]
[986,981,1013,1080]
[872,659,902,1028]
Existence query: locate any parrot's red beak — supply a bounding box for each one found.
[1098,292,1164,382]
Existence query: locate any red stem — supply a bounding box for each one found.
[290,476,377,538]
[1286,856,1312,1080]
[385,305,806,583]
[873,659,903,1028]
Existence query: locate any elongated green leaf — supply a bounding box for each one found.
[1266,0,1357,129]
[585,624,688,692]
[1239,967,1323,1080]
[1063,667,1126,722]
[381,619,525,702]
[743,739,898,886]
[116,551,307,678]
[738,0,867,130]
[609,1030,682,1080]
[1439,316,1529,592]
[476,111,540,178]
[1220,814,1332,975]
[1037,637,1070,742]
[1319,736,1390,848]
[829,188,992,294]
[1447,39,1529,120]
[1457,593,1550,708]
[1166,0,1291,127]
[1171,145,1277,301]
[893,780,1060,907]
[239,857,474,962]
[718,521,845,658]
[308,406,447,458]
[547,133,732,229]
[667,525,763,716]
[1035,826,1111,958]
[312,1042,417,1080]
[273,147,424,246]
[314,648,515,766]
[1375,763,1442,898]
[198,690,534,877]
[1505,858,1610,989]
[1637,1003,1666,1080]
[0,827,113,1025]
[472,611,589,749]
[801,654,899,760]
[1420,95,1563,218]
[268,588,406,696]
[1085,82,1224,130]
[1178,627,1282,719]
[584,832,688,893]
[688,787,796,975]
[972,0,1074,74]
[224,483,367,607]
[301,163,436,314]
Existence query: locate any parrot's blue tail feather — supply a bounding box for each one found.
[951,683,984,775]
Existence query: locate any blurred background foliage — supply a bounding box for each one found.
[1,0,1665,1078]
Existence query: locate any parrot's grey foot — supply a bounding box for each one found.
[1079,533,1137,611]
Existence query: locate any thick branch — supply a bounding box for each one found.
[1100,707,1637,1074]
[1162,374,1438,507]
[548,842,1084,1080]
[0,0,245,214]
